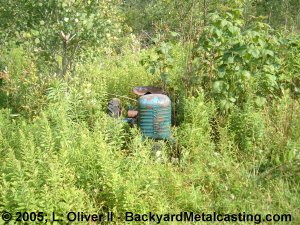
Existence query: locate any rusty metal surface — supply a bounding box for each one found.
[138,94,171,140]
[133,86,163,96]
[127,110,138,118]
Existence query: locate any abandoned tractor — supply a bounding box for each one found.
[107,86,173,143]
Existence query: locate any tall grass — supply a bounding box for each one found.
[0,46,299,225]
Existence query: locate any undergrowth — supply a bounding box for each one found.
[0,35,299,225]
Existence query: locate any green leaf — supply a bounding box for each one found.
[258,39,265,47]
[241,70,251,80]
[228,26,239,35]
[160,72,168,81]
[215,28,222,37]
[218,64,225,71]
[212,81,223,93]
[35,38,40,44]
[31,30,39,36]
[255,97,266,107]
[220,19,227,28]
[147,66,156,75]
[229,97,236,103]
[248,48,260,58]
[220,99,231,111]
[170,31,179,37]
[264,49,274,57]
[227,56,234,64]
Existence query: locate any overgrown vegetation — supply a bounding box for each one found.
[0,0,299,224]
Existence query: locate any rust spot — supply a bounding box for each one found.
[133,86,163,96]
[162,99,169,108]
[128,110,138,118]
[157,116,164,123]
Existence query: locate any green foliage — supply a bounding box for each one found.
[193,6,299,112]
[124,0,225,42]
[0,110,93,223]
[141,35,175,91]
[178,92,215,164]
[0,0,128,75]
[0,1,299,224]
[0,46,48,115]
[252,0,300,32]
[279,36,300,97]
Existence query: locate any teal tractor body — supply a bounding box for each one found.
[138,94,172,140]
[108,86,173,142]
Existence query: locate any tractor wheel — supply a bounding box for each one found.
[107,98,121,118]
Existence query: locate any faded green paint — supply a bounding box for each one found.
[138,94,171,140]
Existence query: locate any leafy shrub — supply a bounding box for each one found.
[192,6,299,112]
[0,46,49,116]
[228,102,266,161]
[0,110,93,224]
[0,0,129,75]
[0,3,299,223]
